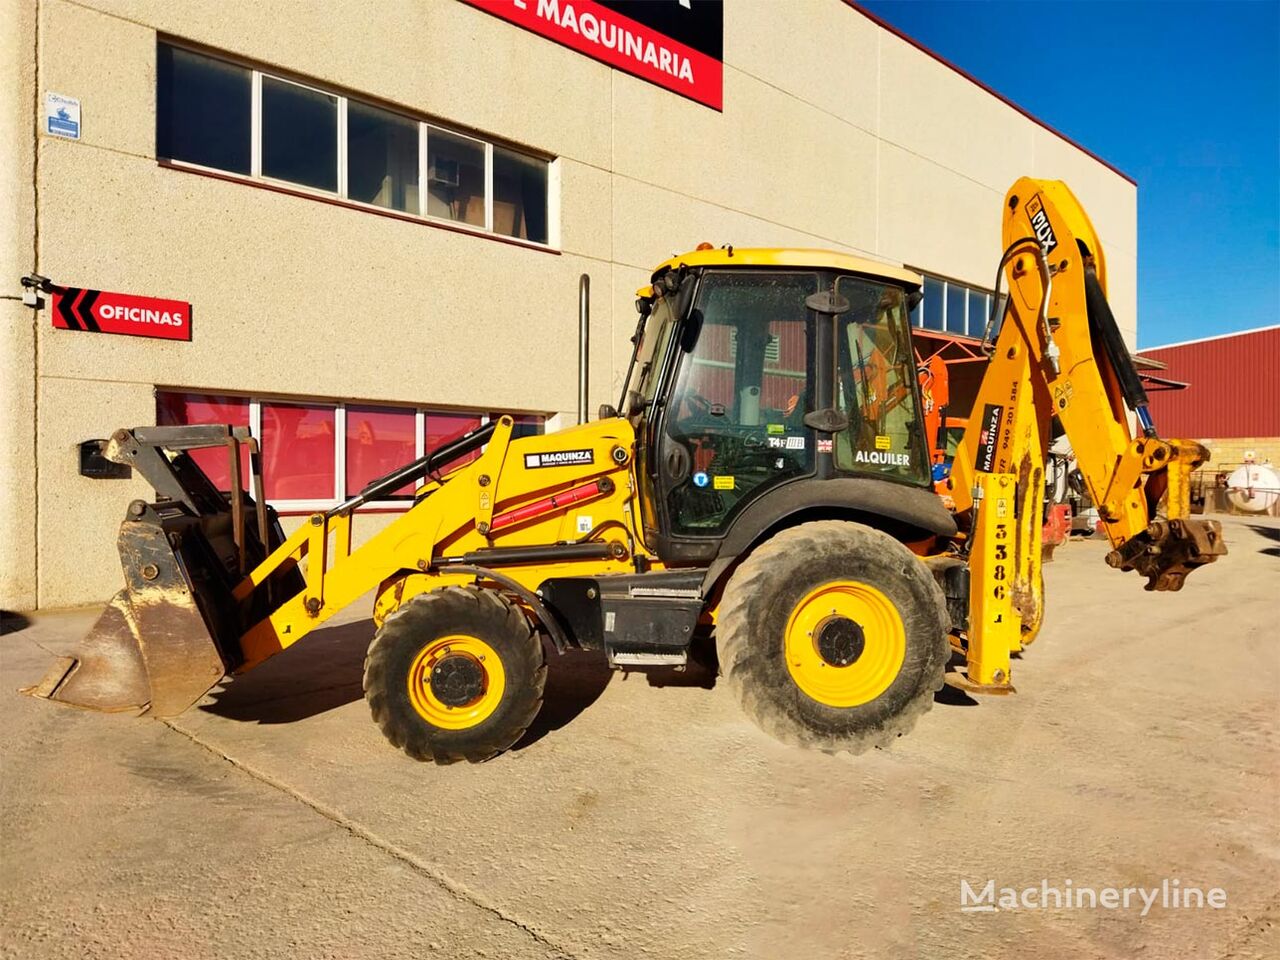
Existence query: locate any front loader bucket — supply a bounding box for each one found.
[24,526,230,717]
[24,425,304,718]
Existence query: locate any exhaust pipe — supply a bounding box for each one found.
[578,273,589,424]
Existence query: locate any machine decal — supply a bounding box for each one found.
[874,435,891,451]
[524,449,594,469]
[767,423,785,435]
[817,438,833,453]
[976,403,1004,472]
[854,450,911,467]
[1026,194,1059,255]
[692,471,709,488]
[713,475,735,490]
[576,515,594,533]
[786,436,805,450]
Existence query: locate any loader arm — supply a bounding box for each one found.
[943,178,1226,689]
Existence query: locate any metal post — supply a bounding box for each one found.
[578,273,590,424]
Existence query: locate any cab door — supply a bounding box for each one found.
[654,271,819,549]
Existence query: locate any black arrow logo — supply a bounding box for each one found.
[55,287,101,332]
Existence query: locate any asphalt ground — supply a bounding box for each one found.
[2,515,1277,959]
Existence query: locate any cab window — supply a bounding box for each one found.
[664,272,817,534]
[833,278,929,485]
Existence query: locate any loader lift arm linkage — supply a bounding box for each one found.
[26,176,1227,761]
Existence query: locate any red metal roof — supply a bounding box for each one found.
[1138,327,1280,438]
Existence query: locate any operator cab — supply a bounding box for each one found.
[619,247,932,564]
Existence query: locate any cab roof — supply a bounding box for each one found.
[645,247,922,293]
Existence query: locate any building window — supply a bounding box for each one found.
[912,273,992,339]
[261,77,338,192]
[157,45,251,175]
[155,391,544,511]
[427,128,486,227]
[922,277,945,332]
[155,41,554,247]
[348,101,419,213]
[346,405,418,497]
[156,392,250,488]
[494,146,549,244]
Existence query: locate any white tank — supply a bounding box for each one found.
[1226,462,1280,513]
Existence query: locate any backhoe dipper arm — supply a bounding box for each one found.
[947,178,1226,605]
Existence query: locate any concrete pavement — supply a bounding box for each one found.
[2,516,1278,959]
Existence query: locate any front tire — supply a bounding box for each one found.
[718,521,948,753]
[363,586,546,763]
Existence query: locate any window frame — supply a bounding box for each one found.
[909,271,993,339]
[155,390,545,515]
[155,38,558,251]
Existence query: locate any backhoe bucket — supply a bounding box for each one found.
[23,425,303,717]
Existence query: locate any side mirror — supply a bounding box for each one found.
[598,403,619,420]
[906,288,924,313]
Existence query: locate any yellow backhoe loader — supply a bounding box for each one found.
[26,178,1227,762]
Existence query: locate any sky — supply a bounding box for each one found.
[861,0,1280,349]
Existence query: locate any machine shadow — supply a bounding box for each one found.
[200,618,374,724]
[514,642,614,751]
[0,611,32,635]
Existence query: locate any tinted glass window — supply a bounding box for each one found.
[345,405,417,497]
[946,282,967,334]
[664,272,816,535]
[922,276,944,331]
[968,289,989,338]
[262,77,337,191]
[347,101,419,212]
[493,146,549,244]
[427,128,485,226]
[157,45,251,174]
[833,277,929,485]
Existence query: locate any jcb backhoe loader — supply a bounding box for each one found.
[26,178,1227,762]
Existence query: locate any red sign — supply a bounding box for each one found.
[51,287,191,342]
[462,0,724,110]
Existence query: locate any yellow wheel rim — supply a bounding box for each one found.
[406,635,506,730]
[784,581,906,707]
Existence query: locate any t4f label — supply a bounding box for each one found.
[524,449,594,468]
[51,287,191,341]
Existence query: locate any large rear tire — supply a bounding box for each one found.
[364,586,545,764]
[718,520,948,754]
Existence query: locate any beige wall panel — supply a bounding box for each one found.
[1,0,38,608]
[610,174,879,277]
[725,0,879,135]
[877,141,1001,286]
[878,32,1036,194]
[558,158,612,259]
[41,0,154,160]
[1030,128,1137,258]
[83,0,612,166]
[36,141,598,417]
[35,378,153,607]
[611,66,879,253]
[1106,249,1139,348]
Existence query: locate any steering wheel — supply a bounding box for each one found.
[673,391,719,434]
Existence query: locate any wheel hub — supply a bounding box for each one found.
[430,655,485,707]
[816,616,865,666]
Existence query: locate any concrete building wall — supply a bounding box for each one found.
[1,0,1138,608]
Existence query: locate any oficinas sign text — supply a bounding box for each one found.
[462,0,724,110]
[51,287,192,342]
